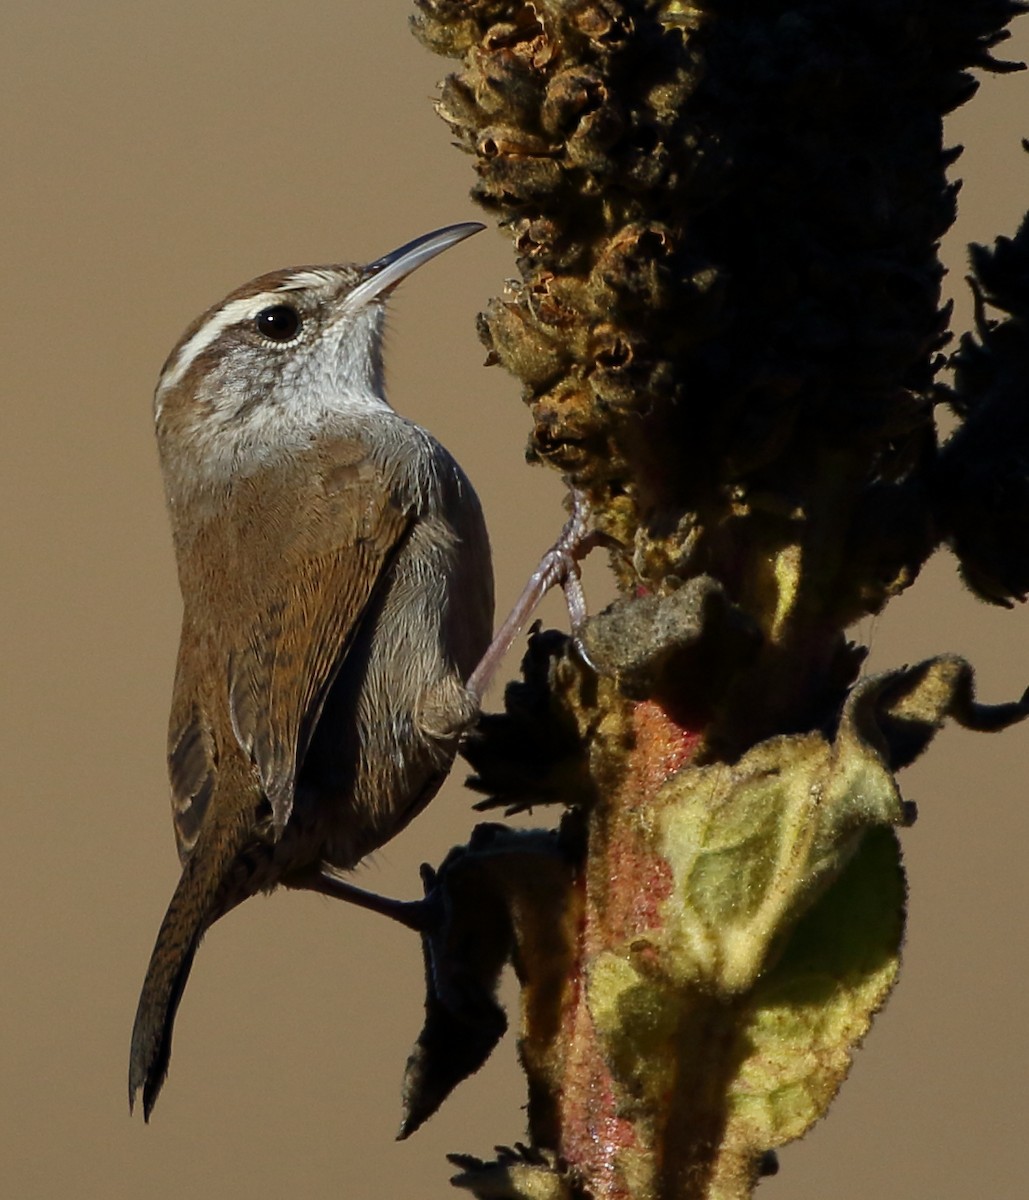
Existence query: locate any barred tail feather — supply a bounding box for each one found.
[129,802,251,1120]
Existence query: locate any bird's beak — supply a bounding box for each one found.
[345,222,485,311]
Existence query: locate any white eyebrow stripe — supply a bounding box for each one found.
[276,268,340,291]
[157,292,280,395]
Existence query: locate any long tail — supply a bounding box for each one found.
[129,803,252,1121]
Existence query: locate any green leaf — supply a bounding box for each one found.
[726,826,905,1149]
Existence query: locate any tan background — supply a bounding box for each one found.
[2,4,1028,1197]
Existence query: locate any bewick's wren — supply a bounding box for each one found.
[129,223,496,1119]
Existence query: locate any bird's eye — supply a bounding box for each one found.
[254,304,302,342]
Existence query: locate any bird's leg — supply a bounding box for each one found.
[466,490,603,702]
[306,868,438,932]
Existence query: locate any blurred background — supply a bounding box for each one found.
[1,3,1027,1197]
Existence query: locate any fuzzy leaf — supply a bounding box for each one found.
[726,827,905,1149]
[656,682,903,995]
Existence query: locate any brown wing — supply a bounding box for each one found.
[166,435,415,854]
[167,688,219,862]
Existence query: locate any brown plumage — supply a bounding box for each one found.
[130,225,493,1119]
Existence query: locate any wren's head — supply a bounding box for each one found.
[153,222,483,496]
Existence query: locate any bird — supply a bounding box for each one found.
[129,222,495,1120]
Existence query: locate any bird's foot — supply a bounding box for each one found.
[467,490,605,701]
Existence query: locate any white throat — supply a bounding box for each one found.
[157,297,393,491]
